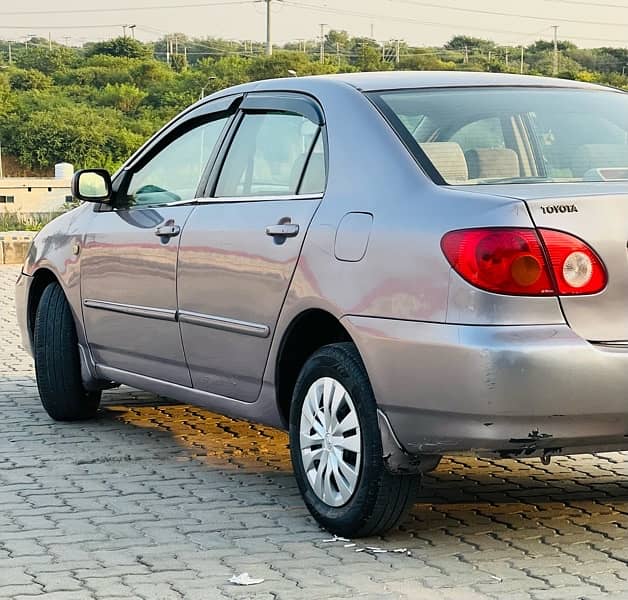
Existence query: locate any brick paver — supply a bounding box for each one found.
[2,264,628,599]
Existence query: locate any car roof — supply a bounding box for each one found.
[199,70,617,113]
[306,70,610,92]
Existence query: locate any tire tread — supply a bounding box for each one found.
[290,342,420,537]
[34,282,100,421]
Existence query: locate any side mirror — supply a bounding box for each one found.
[71,169,113,203]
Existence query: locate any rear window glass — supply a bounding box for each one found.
[372,87,628,185]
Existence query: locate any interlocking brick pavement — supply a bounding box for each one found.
[2,264,628,599]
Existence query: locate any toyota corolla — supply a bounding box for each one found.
[15,71,628,536]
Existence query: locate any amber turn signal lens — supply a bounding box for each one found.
[511,255,542,287]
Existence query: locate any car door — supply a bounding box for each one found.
[177,92,327,402]
[80,98,238,386]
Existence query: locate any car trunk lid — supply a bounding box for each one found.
[454,183,628,342]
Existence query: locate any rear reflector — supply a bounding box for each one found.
[441,227,607,296]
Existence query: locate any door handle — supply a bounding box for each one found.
[265,223,299,237]
[155,224,181,238]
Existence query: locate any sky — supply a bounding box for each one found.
[1,0,627,49]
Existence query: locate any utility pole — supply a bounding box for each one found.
[7,41,12,65]
[319,23,327,64]
[265,0,272,56]
[382,41,386,62]
[129,25,136,39]
[552,25,559,76]
[336,42,340,64]
[48,32,52,51]
[505,48,509,68]
[464,44,469,64]
[122,25,127,38]
[166,35,170,66]
[396,39,400,64]
[520,45,525,74]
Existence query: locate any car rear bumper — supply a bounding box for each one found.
[15,270,33,357]
[342,315,628,457]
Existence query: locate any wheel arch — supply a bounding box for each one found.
[27,268,60,345]
[275,308,353,426]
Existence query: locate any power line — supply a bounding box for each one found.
[0,24,126,30]
[388,0,628,28]
[545,0,628,7]
[283,2,628,46]
[0,1,253,17]
[282,0,545,40]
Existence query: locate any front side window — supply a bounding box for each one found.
[373,87,628,185]
[123,116,229,207]
[215,112,320,197]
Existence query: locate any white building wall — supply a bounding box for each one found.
[0,178,72,213]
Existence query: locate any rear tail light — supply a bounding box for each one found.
[441,227,607,296]
[537,228,607,295]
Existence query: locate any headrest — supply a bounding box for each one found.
[419,142,468,183]
[466,148,520,180]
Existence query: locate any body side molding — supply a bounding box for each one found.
[84,299,270,337]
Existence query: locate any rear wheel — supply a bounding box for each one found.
[33,282,100,421]
[289,343,420,537]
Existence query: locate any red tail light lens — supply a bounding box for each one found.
[441,228,607,296]
[537,228,607,295]
[441,228,554,295]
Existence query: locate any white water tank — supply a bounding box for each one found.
[54,162,74,179]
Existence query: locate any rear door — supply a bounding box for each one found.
[177,92,327,401]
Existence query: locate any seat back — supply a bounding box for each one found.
[419,142,468,183]
[465,148,520,180]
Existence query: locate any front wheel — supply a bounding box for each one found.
[289,343,420,537]
[33,282,101,421]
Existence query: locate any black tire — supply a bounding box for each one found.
[289,342,420,538]
[33,282,101,421]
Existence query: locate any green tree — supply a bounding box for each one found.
[399,54,456,71]
[446,36,496,55]
[0,103,144,171]
[97,83,147,113]
[85,37,152,59]
[9,68,53,91]
[14,46,77,75]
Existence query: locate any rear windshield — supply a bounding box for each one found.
[371,87,628,185]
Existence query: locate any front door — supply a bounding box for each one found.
[177,93,327,401]
[81,110,233,385]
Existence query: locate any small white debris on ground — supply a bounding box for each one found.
[229,573,265,586]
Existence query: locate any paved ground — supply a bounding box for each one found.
[3,265,628,600]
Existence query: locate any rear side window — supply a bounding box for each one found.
[299,134,326,195]
[215,112,321,197]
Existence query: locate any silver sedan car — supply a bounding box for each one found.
[15,71,628,536]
